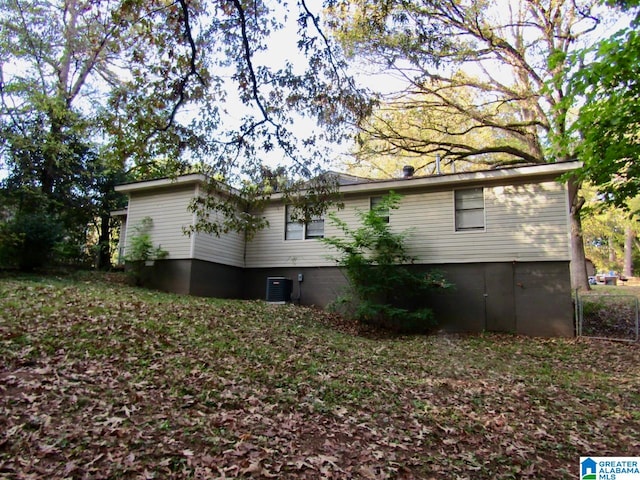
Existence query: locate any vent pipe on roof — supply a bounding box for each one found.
[402,165,415,178]
[435,154,441,175]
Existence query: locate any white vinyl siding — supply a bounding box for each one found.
[122,175,571,269]
[190,184,246,267]
[124,185,196,259]
[455,188,485,231]
[125,184,246,267]
[192,226,245,268]
[192,230,245,267]
[246,200,364,268]
[402,181,570,263]
[246,181,570,267]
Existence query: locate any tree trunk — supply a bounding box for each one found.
[624,225,634,277]
[608,236,617,265]
[568,176,590,291]
[96,213,112,270]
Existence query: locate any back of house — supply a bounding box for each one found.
[115,161,580,337]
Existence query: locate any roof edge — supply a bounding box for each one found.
[114,161,582,197]
[114,173,208,193]
[268,160,582,199]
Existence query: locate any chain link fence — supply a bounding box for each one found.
[576,293,639,342]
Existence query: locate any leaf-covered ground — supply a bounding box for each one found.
[579,285,640,341]
[1,274,638,479]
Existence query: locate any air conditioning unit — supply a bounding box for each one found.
[266,277,292,303]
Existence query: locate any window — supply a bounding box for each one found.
[285,205,324,240]
[305,216,325,239]
[370,196,390,223]
[285,205,303,240]
[455,188,485,231]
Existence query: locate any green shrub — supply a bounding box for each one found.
[322,192,452,333]
[124,217,168,285]
[0,211,64,270]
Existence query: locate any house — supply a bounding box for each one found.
[114,160,581,337]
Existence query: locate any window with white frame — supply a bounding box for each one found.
[455,188,485,231]
[285,205,324,240]
[370,196,390,223]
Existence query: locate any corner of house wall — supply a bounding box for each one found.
[123,195,133,254]
[189,184,199,259]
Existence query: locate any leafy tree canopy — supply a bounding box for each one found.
[326,0,629,290]
[568,1,640,207]
[0,0,370,267]
[328,0,618,170]
[581,185,640,275]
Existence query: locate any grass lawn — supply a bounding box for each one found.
[1,273,639,479]
[582,284,640,297]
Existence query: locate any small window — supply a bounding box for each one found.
[305,216,325,239]
[285,205,303,240]
[370,196,390,223]
[455,188,484,231]
[285,205,324,240]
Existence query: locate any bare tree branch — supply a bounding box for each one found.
[158,0,206,132]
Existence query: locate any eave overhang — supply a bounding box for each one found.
[113,161,582,199]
